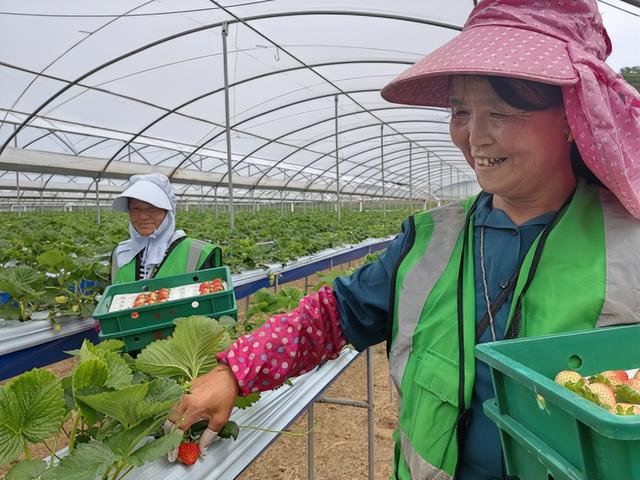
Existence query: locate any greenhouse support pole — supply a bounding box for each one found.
[222,22,235,230]
[409,143,413,213]
[334,95,341,221]
[449,165,453,200]
[40,191,44,214]
[280,190,284,218]
[95,178,101,225]
[380,124,386,215]
[16,171,21,217]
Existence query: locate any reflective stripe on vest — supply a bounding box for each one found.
[389,203,467,394]
[400,430,452,480]
[186,238,210,272]
[598,189,640,326]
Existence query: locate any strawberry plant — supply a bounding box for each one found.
[0,316,241,479]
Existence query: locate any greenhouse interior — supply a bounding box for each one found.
[1,1,639,479]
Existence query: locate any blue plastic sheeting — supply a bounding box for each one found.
[0,237,389,380]
[0,317,98,380]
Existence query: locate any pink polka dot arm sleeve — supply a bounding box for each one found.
[216,285,348,395]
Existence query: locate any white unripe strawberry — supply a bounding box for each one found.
[588,383,617,411]
[554,370,583,386]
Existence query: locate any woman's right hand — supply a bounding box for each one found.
[167,363,240,455]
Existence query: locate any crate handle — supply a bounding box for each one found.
[192,275,200,282]
[483,400,584,480]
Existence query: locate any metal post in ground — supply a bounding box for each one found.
[307,404,315,480]
[367,347,375,480]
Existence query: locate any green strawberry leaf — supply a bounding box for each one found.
[234,391,261,410]
[145,377,183,404]
[95,339,125,352]
[77,384,174,429]
[614,384,640,404]
[104,417,164,458]
[135,315,231,381]
[126,429,182,467]
[41,440,117,480]
[1,369,66,445]
[5,459,47,479]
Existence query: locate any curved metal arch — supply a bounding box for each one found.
[103,60,411,180]
[1,9,461,158]
[336,145,464,195]
[196,122,454,198]
[339,148,461,198]
[360,156,469,198]
[249,114,450,187]
[284,131,456,188]
[277,120,452,191]
[0,1,157,132]
[19,128,79,155]
[295,139,456,193]
[292,134,458,192]
[167,88,384,175]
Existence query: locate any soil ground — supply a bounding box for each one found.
[1,262,398,480]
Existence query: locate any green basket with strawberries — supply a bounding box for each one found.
[475,324,640,480]
[94,266,237,351]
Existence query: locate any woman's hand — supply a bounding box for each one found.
[167,363,240,456]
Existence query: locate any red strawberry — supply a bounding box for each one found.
[177,442,200,466]
[588,383,617,411]
[554,370,583,385]
[599,370,629,387]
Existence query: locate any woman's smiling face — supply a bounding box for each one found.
[448,75,573,208]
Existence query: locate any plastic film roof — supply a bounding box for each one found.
[0,0,638,206]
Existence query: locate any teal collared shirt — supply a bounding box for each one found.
[463,192,555,479]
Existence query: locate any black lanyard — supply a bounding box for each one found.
[452,190,575,478]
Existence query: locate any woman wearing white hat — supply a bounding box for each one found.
[168,1,640,478]
[110,173,221,283]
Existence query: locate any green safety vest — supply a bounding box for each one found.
[111,237,221,284]
[388,181,640,479]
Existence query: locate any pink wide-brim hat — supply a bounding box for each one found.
[382,0,640,219]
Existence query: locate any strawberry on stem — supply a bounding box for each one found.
[177,442,200,466]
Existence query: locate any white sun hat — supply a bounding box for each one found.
[112,173,177,212]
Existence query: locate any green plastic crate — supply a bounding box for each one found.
[98,307,238,352]
[94,267,236,336]
[475,324,640,480]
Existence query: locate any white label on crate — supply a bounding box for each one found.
[108,293,140,313]
[169,283,201,300]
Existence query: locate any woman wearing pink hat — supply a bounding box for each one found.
[169,1,640,478]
